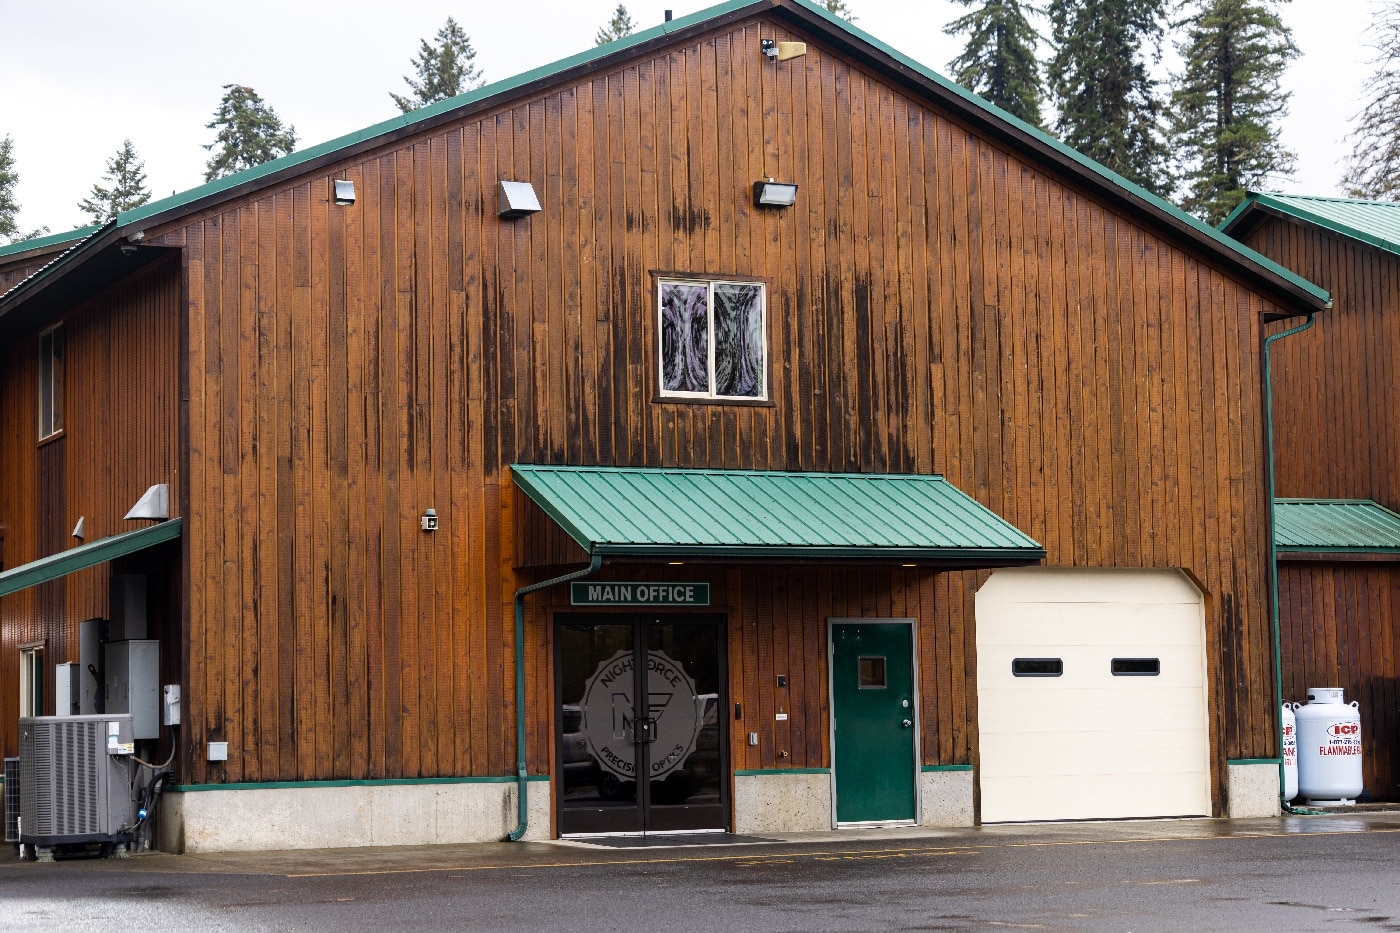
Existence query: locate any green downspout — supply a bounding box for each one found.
[1263,310,1327,816]
[507,552,602,842]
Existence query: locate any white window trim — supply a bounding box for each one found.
[19,646,43,718]
[657,277,768,402]
[38,324,63,440]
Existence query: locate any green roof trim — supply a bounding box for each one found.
[0,519,182,598]
[171,775,548,793]
[510,465,1044,563]
[1222,193,1400,259]
[0,225,101,262]
[1274,499,1400,553]
[4,0,1325,312]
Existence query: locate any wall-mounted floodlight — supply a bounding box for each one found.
[333,179,356,206]
[760,39,807,62]
[753,180,798,208]
[124,484,169,521]
[497,181,542,219]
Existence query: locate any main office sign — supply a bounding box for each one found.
[570,581,711,607]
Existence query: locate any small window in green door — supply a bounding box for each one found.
[858,656,887,688]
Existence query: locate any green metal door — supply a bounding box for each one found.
[830,620,917,824]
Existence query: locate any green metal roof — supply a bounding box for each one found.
[2,0,1326,312]
[1274,499,1400,553]
[0,519,182,598]
[0,225,100,262]
[511,465,1044,563]
[1222,193,1400,259]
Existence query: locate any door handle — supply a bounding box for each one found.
[902,719,913,728]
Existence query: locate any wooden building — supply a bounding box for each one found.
[0,0,1329,851]
[1224,194,1400,800]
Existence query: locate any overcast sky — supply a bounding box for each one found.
[0,1,1379,236]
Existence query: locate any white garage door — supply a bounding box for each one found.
[976,568,1211,822]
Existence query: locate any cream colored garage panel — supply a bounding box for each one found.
[976,568,1211,822]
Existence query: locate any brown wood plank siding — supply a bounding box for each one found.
[1238,214,1400,801]
[1279,561,1400,799]
[0,256,182,755]
[1241,218,1400,508]
[110,14,1286,799]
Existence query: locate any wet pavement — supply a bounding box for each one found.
[4,811,1400,931]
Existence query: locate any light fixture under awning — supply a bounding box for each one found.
[0,519,182,599]
[510,465,1044,566]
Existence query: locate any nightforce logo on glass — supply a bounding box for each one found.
[580,649,704,781]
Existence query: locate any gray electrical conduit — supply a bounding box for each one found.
[507,553,603,842]
[1262,311,1329,816]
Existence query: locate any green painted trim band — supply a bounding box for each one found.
[733,768,830,776]
[171,775,549,793]
[1227,758,1282,766]
[921,765,973,772]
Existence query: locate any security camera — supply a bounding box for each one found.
[119,242,138,256]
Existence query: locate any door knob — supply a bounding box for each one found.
[902,719,912,728]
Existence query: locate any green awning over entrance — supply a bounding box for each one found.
[1275,499,1400,553]
[0,519,182,598]
[510,466,1044,565]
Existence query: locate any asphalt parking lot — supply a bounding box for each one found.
[4,811,1400,931]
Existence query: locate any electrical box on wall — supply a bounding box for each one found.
[104,640,159,740]
[79,618,104,714]
[54,663,80,715]
[162,684,181,726]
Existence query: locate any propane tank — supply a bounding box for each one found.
[1282,703,1298,802]
[1295,687,1363,805]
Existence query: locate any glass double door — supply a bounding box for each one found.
[556,614,727,835]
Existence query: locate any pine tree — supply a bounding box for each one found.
[1046,0,1172,195]
[1342,0,1400,199]
[822,0,858,21]
[391,18,483,113]
[0,135,49,245]
[596,4,636,45]
[77,138,152,224]
[944,0,1046,127]
[203,85,297,183]
[1169,0,1297,225]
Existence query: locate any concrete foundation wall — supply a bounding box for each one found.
[1226,763,1281,818]
[157,780,551,853]
[733,772,832,833]
[920,770,975,826]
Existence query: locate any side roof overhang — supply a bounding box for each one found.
[0,0,1328,341]
[0,519,182,599]
[1275,499,1400,563]
[1222,192,1400,260]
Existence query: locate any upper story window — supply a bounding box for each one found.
[39,325,64,439]
[658,278,767,401]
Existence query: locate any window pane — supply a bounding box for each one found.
[858,656,886,688]
[712,283,764,398]
[51,327,63,434]
[1011,658,1063,677]
[660,283,709,393]
[39,331,54,437]
[1111,658,1160,676]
